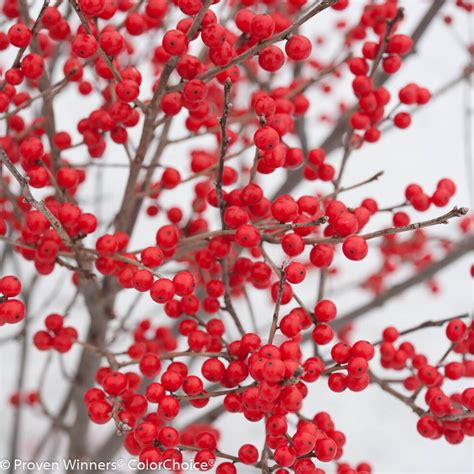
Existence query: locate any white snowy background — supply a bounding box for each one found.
[0,0,473,472]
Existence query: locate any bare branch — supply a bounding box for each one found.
[373,313,470,345]
[268,265,287,344]
[302,206,469,245]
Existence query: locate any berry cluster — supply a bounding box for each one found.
[327,340,374,392]
[19,202,96,275]
[378,318,474,444]
[33,313,78,352]
[82,315,376,472]
[405,179,457,212]
[0,0,472,471]
[0,274,24,325]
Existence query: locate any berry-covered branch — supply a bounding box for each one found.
[0,0,472,472]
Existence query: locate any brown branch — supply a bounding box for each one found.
[0,146,73,246]
[369,370,425,416]
[268,265,287,343]
[215,79,245,336]
[260,245,312,317]
[216,79,233,223]
[369,8,404,77]
[373,313,470,346]
[302,206,469,245]
[378,201,409,213]
[323,171,384,201]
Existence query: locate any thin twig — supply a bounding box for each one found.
[268,265,287,343]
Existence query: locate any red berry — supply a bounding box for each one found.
[254,126,280,151]
[314,438,337,462]
[446,319,467,342]
[250,14,275,40]
[312,324,334,345]
[0,276,21,297]
[72,34,98,58]
[102,371,128,396]
[342,235,368,261]
[8,24,32,48]
[88,399,112,424]
[394,112,411,129]
[310,244,334,268]
[285,35,312,61]
[258,46,285,72]
[162,29,188,55]
[314,299,337,322]
[238,444,259,464]
[139,353,161,377]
